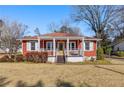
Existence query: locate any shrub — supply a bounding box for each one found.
[106,47,112,57]
[0,54,24,62]
[97,47,104,60]
[16,55,24,62]
[0,55,14,62]
[25,51,48,63]
[116,51,124,57]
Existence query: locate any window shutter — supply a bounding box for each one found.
[35,42,38,51]
[83,42,85,51]
[90,42,94,51]
[27,42,31,51]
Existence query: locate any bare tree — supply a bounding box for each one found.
[71,5,121,46]
[48,20,82,35]
[34,27,41,36]
[0,19,27,61]
[48,22,59,32]
[111,6,124,43]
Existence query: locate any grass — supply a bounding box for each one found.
[0,62,124,87]
[67,60,112,65]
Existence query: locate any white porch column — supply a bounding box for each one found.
[53,38,56,56]
[82,37,84,56]
[38,37,40,52]
[67,38,69,56]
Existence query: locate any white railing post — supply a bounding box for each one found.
[67,38,69,56]
[53,38,56,56]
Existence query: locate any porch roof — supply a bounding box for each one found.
[41,32,82,37]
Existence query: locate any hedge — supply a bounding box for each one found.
[0,54,24,62]
[25,51,48,63]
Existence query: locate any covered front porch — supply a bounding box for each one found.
[37,37,84,63]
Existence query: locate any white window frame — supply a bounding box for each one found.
[90,42,94,51]
[69,41,76,50]
[84,41,94,51]
[30,41,36,51]
[27,41,38,51]
[46,41,53,51]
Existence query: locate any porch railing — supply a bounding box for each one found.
[40,48,82,56]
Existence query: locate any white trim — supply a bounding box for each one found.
[26,42,30,51]
[18,36,101,41]
[35,42,38,51]
[90,42,94,51]
[38,37,40,52]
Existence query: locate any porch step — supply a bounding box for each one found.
[57,55,65,63]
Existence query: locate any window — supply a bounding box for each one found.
[27,41,38,51]
[85,41,94,51]
[46,42,53,50]
[85,41,90,50]
[31,42,36,50]
[69,42,76,50]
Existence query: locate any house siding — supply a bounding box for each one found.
[22,40,97,59]
[22,40,27,56]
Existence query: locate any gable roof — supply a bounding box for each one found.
[21,32,101,41]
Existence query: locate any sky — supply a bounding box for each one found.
[0,5,95,36]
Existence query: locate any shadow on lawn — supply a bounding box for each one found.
[0,76,11,87]
[0,76,91,87]
[56,79,92,87]
[95,65,124,75]
[79,82,92,87]
[16,80,44,87]
[56,79,74,87]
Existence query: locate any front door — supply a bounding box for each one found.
[58,42,64,51]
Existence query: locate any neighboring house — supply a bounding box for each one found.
[112,40,124,51]
[21,32,100,63]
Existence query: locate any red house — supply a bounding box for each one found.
[21,32,100,63]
